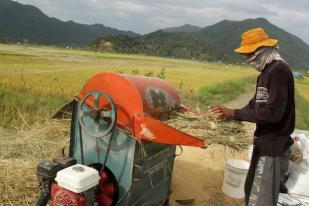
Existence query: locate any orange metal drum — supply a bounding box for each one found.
[122,74,181,119]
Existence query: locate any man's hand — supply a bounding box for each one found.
[208,105,235,120]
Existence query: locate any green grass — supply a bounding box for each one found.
[295,92,309,130]
[0,85,66,129]
[294,77,309,130]
[198,76,255,106]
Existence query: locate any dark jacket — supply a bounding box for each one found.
[235,60,295,156]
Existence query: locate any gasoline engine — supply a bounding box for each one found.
[36,72,205,206]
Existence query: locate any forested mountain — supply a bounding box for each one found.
[0,0,138,46]
[93,18,309,69]
[162,24,202,33]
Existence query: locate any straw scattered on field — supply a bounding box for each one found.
[0,120,69,206]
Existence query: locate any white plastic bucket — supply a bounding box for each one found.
[222,159,250,199]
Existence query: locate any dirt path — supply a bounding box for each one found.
[169,88,256,206]
[224,86,256,137]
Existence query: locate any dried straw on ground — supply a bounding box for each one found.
[165,111,252,150]
[0,111,251,205]
[0,120,69,206]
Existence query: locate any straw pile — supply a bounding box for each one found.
[165,111,252,150]
[0,120,70,206]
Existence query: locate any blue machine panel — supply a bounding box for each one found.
[70,100,175,205]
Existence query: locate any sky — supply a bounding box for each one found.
[14,0,309,44]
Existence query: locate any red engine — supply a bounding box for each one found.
[50,170,117,206]
[51,183,86,206]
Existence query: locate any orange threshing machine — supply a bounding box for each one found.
[36,72,205,206]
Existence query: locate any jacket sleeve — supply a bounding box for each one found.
[234,69,289,124]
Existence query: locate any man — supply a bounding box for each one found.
[209,28,295,206]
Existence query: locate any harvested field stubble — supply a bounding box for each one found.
[0,120,69,206]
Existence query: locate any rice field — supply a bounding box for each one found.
[0,43,256,100]
[0,43,260,130]
[1,43,307,129]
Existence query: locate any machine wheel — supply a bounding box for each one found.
[78,91,117,138]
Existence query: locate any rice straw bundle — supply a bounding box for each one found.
[165,111,252,150]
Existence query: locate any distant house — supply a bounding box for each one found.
[293,71,303,79]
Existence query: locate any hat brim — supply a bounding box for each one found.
[234,39,278,54]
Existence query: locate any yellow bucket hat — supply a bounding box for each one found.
[235,28,278,54]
